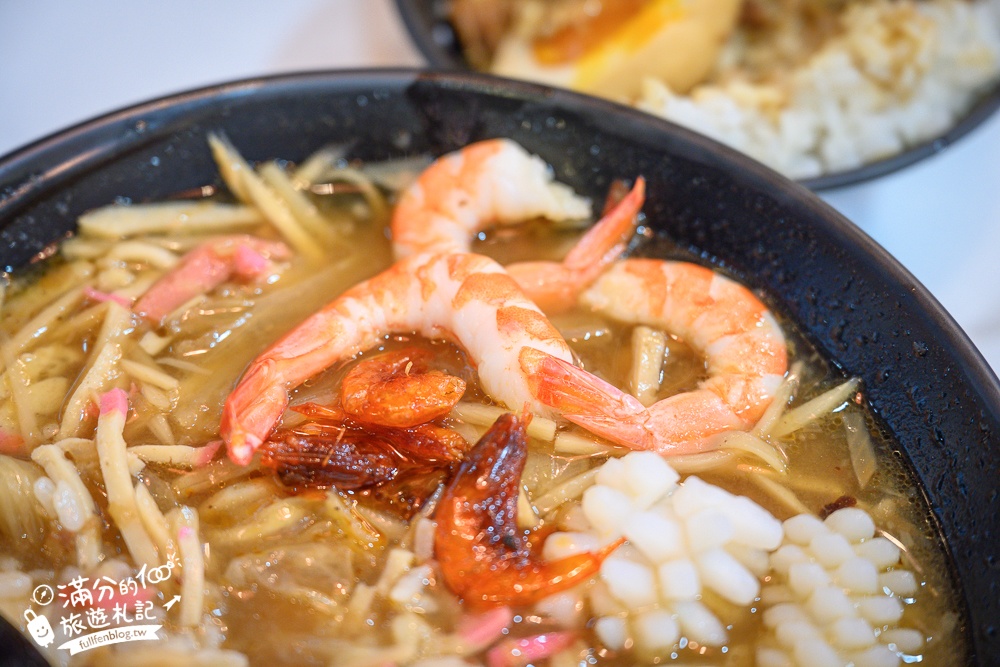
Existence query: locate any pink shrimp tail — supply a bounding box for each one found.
[519,347,653,450]
[521,348,747,455]
[562,176,644,271]
[220,361,291,465]
[508,177,645,312]
[645,390,745,452]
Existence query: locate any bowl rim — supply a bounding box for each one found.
[1,67,998,663]
[391,0,1000,191]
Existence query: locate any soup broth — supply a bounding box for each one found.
[0,138,965,666]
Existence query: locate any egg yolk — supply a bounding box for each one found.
[532,0,658,65]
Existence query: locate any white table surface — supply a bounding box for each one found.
[3,0,999,373]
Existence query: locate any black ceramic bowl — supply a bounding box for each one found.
[0,69,998,664]
[393,0,1000,191]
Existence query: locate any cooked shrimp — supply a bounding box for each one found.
[391,139,646,311]
[435,412,616,607]
[220,253,574,465]
[293,402,469,462]
[390,138,591,258]
[340,347,466,427]
[522,259,788,454]
[134,235,290,322]
[262,403,467,505]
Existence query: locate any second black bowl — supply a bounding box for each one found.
[393,0,1000,191]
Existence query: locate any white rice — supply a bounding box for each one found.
[635,0,1000,179]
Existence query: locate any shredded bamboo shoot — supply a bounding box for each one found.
[751,474,812,516]
[553,431,617,456]
[199,478,279,523]
[56,437,97,461]
[156,357,210,375]
[172,506,204,627]
[130,443,220,468]
[517,486,541,530]
[751,363,801,437]
[292,144,348,186]
[139,331,172,356]
[713,431,787,473]
[95,266,136,292]
[59,343,123,438]
[121,358,180,391]
[210,496,314,547]
[59,301,133,437]
[844,410,877,488]
[2,349,40,446]
[78,201,263,239]
[172,457,260,497]
[0,456,47,559]
[315,168,389,222]
[259,162,345,249]
[665,450,734,474]
[1,287,85,361]
[533,468,600,516]
[770,377,861,438]
[208,134,322,262]
[26,376,70,417]
[344,583,376,633]
[114,273,159,300]
[106,240,180,269]
[325,491,383,548]
[139,383,172,411]
[146,413,176,446]
[134,482,172,559]
[30,445,101,569]
[58,302,108,340]
[628,325,667,406]
[375,548,415,596]
[450,402,557,441]
[95,389,160,568]
[61,238,114,260]
[0,261,93,331]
